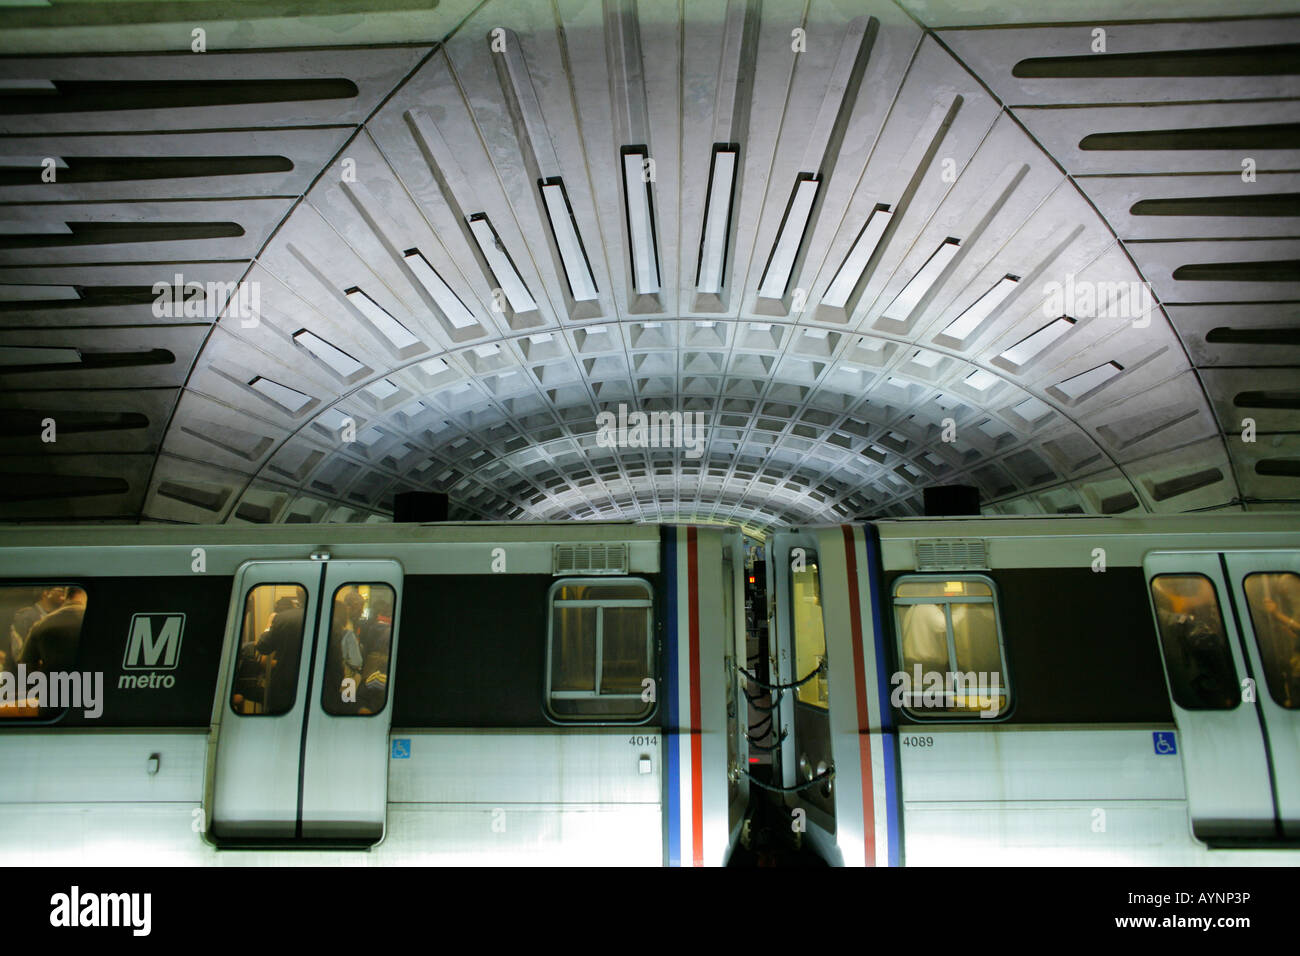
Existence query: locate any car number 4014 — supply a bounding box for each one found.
[628,735,658,746]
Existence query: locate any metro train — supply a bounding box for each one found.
[0,513,1297,866]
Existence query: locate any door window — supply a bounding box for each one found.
[1242,572,1300,709]
[1150,574,1239,710]
[321,584,396,716]
[231,584,307,716]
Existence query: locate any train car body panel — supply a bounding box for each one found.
[873,514,1300,865]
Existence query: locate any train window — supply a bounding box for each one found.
[322,584,396,716]
[1,584,88,719]
[1150,575,1239,710]
[791,556,828,708]
[232,585,307,716]
[547,578,653,721]
[1242,572,1300,709]
[892,576,1009,718]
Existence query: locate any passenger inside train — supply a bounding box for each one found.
[0,585,88,717]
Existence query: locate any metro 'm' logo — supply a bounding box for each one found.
[122,614,185,670]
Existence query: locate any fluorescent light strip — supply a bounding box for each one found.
[943,275,1019,340]
[293,329,364,378]
[540,181,598,302]
[345,288,420,350]
[249,376,313,414]
[467,215,537,314]
[883,238,961,321]
[822,206,893,308]
[999,316,1076,366]
[622,151,660,294]
[697,148,737,293]
[1055,362,1123,401]
[758,175,819,300]
[403,250,476,330]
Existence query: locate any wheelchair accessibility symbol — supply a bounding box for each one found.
[391,738,411,759]
[1153,732,1177,756]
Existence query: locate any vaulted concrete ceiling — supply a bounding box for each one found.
[1,0,1297,535]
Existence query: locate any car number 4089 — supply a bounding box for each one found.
[902,736,934,748]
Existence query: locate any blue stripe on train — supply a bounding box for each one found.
[863,523,902,866]
[663,527,681,867]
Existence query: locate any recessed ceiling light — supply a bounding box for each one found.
[1013,396,1052,422]
[1055,362,1123,401]
[621,149,661,295]
[883,238,960,321]
[292,329,364,378]
[999,316,1076,367]
[758,174,819,300]
[364,379,400,400]
[345,288,420,350]
[540,179,598,302]
[403,250,477,330]
[822,206,892,309]
[697,146,738,294]
[942,275,1019,340]
[467,214,537,314]
[248,376,313,414]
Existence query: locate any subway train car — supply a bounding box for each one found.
[762,514,1300,866]
[0,521,748,866]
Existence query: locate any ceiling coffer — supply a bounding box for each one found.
[553,543,629,576]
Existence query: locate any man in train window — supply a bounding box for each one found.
[19,586,85,675]
[256,600,305,715]
[6,586,67,676]
[900,603,949,692]
[1154,577,1237,710]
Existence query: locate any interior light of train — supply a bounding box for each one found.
[403,249,477,329]
[540,179,599,302]
[821,205,893,309]
[621,150,661,295]
[696,147,738,294]
[758,174,820,300]
[883,237,961,321]
[942,275,1019,340]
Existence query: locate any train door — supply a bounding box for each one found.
[1144,551,1278,841]
[1222,552,1300,837]
[766,533,834,836]
[209,558,402,845]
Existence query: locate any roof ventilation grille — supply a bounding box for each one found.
[553,543,629,576]
[915,539,988,571]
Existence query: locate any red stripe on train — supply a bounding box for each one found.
[687,527,704,866]
[842,525,877,866]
